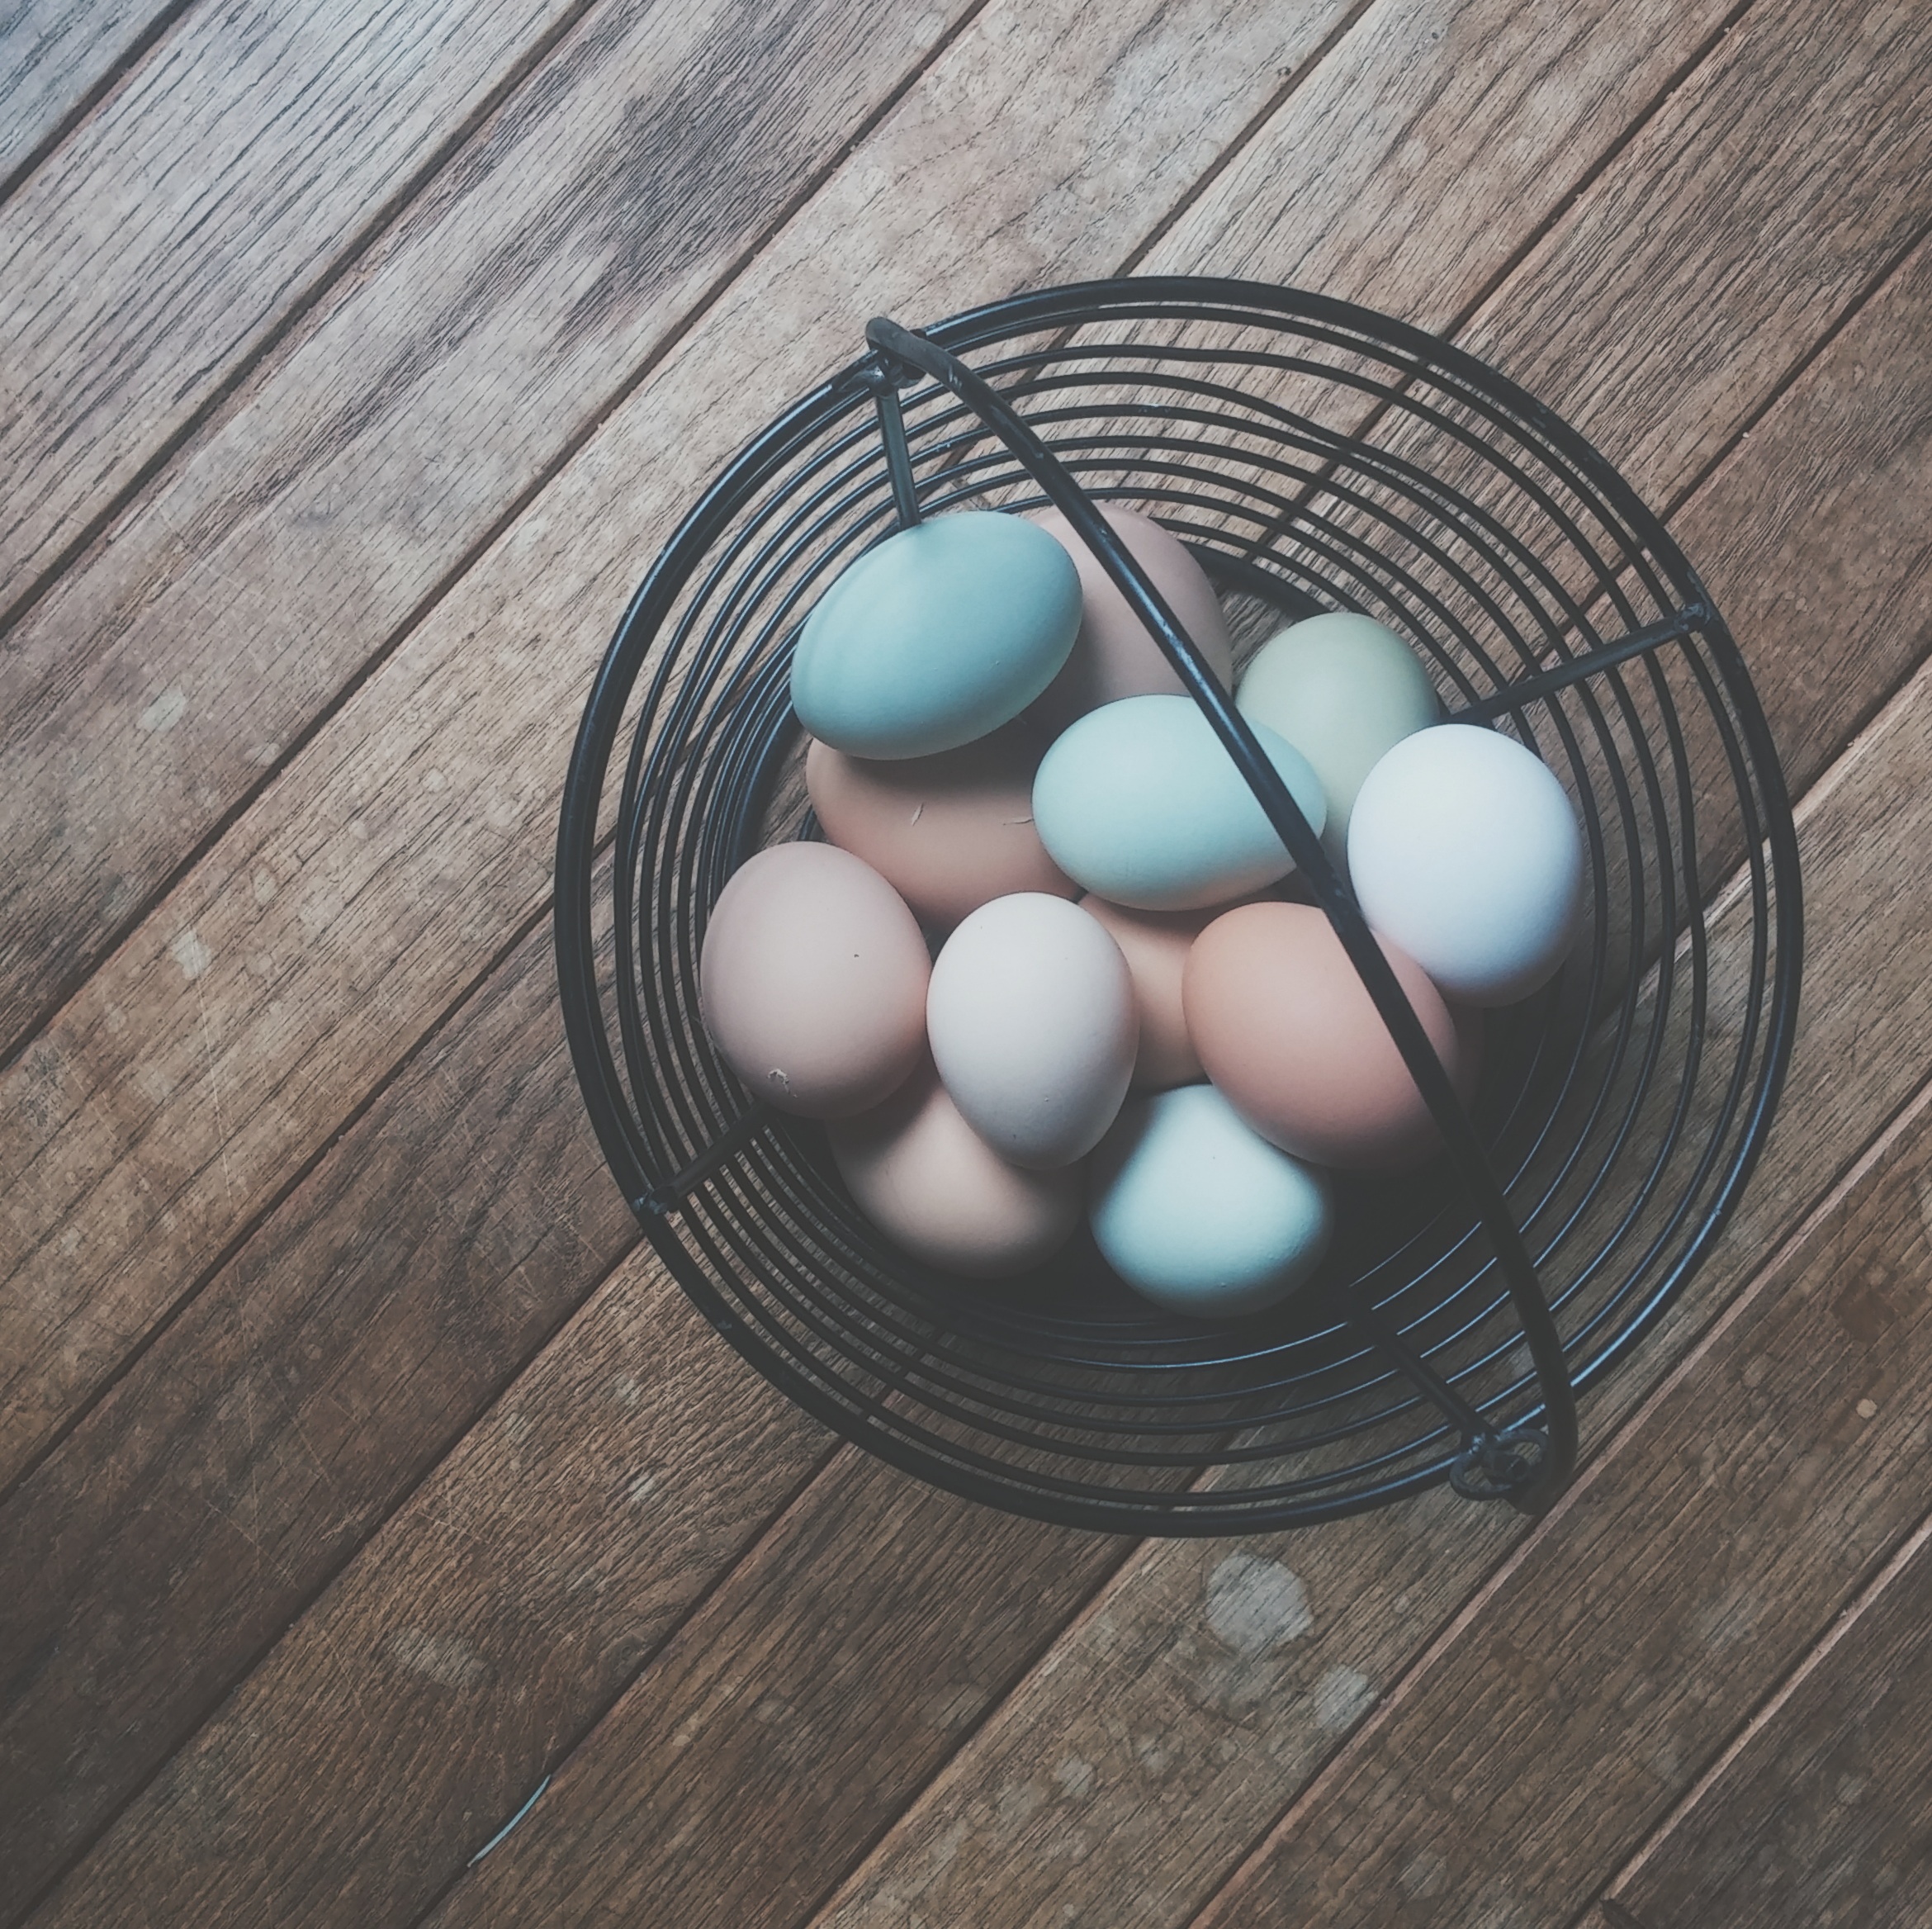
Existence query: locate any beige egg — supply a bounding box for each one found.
[1026,504,1234,728]
[698,842,929,1118]
[805,719,1073,931]
[1184,902,1470,1170]
[828,1059,1083,1277]
[1077,895,1219,1090]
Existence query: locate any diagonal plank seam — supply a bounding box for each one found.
[0,0,1001,1078]
[0,0,615,649]
[0,0,205,214]
[11,3,1916,1917]
[784,91,1932,1929]
[1177,1007,1932,1929]
[0,878,567,1514]
[1575,1410,1932,1920]
[29,1,1910,1890]
[12,1369,845,1929]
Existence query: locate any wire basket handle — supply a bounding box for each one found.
[866,314,1579,1511]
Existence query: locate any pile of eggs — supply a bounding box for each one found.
[699,504,1584,1321]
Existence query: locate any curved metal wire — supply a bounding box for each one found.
[554,277,1802,1536]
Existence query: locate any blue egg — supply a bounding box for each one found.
[1032,694,1327,910]
[791,511,1082,759]
[1089,1085,1331,1317]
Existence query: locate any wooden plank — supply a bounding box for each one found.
[23,1242,831,1929]
[7,3,1368,1922]
[441,1462,1132,1929]
[0,0,604,609]
[0,884,641,1913]
[0,0,1749,1908]
[0,0,190,200]
[37,19,1930,1929]
[0,0,983,1059]
[1186,1005,1932,1927]
[0,0,1361,1495]
[779,232,1932,1929]
[1596,1510,1932,1929]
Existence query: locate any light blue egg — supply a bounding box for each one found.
[1089,1085,1332,1317]
[1031,694,1327,910]
[791,511,1081,759]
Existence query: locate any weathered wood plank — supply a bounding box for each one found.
[0,0,190,199]
[0,0,981,1059]
[0,884,639,1914]
[783,235,1932,1929]
[0,0,603,609]
[1597,1510,1932,1929]
[438,1462,1134,1929]
[26,1245,833,1929]
[45,26,1932,1929]
[8,2,1366,1921]
[0,0,1357,1497]
[1187,1012,1932,1927]
[0,0,1750,1908]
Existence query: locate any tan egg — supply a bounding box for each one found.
[828,1059,1083,1277]
[1026,504,1234,728]
[805,719,1073,931]
[1077,895,1219,1090]
[698,842,928,1118]
[1183,902,1467,1170]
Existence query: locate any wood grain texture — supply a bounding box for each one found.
[1600,1510,1932,1929]
[0,885,637,1915]
[1191,1001,1932,1928]
[0,0,187,196]
[0,0,1352,1507]
[0,0,1740,1907]
[8,2,1361,1921]
[800,229,1932,1929]
[433,1461,1133,1929]
[0,0,600,609]
[0,0,979,1061]
[30,1246,831,1929]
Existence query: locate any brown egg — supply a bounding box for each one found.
[828,1059,1083,1277]
[1077,895,1218,1090]
[1183,902,1467,1170]
[1025,504,1234,728]
[806,720,1074,931]
[698,842,928,1118]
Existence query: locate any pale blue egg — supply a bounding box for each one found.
[1031,694,1327,910]
[1089,1084,1332,1316]
[791,511,1081,759]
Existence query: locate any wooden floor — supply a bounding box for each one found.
[2,0,1929,1921]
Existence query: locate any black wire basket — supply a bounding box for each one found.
[555,277,1801,1534]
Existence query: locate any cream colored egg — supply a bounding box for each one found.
[926,893,1136,1168]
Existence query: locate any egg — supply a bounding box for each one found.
[790,510,1081,758]
[698,842,929,1118]
[1347,724,1584,1007]
[1026,503,1235,728]
[1235,611,1439,854]
[804,718,1073,931]
[1077,894,1222,1089]
[828,1059,1083,1277]
[1089,1084,1332,1317]
[1183,901,1469,1169]
[1032,694,1326,911]
[926,893,1136,1168]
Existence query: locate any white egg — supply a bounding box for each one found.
[1088,1084,1332,1317]
[1347,724,1584,1007]
[926,893,1137,1168]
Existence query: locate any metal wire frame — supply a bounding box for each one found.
[555,277,1802,1535]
